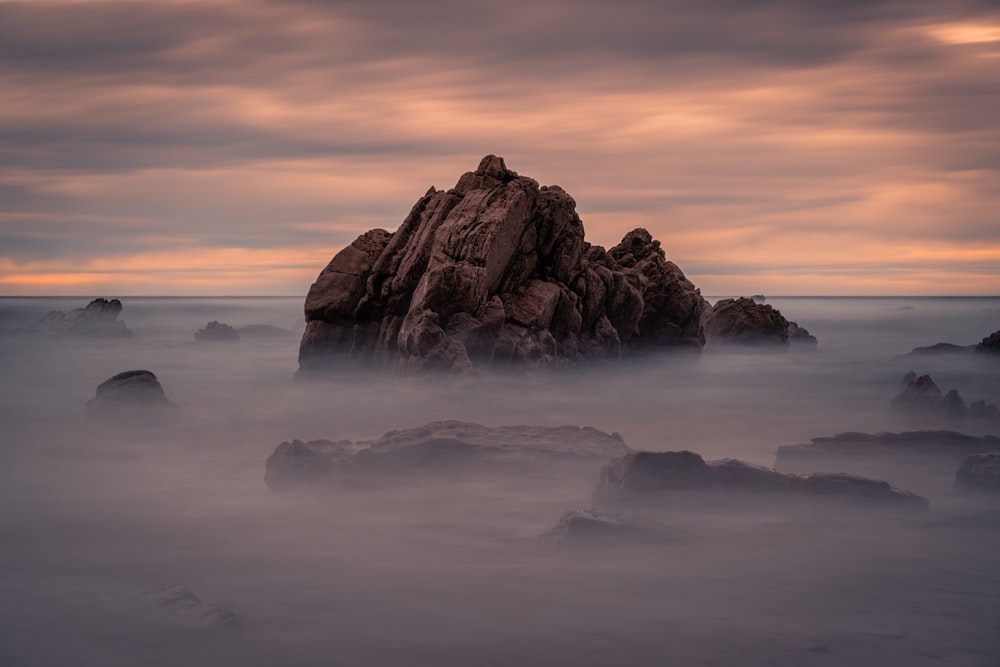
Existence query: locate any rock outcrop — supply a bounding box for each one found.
[891,373,999,426]
[299,155,707,374]
[905,342,973,356]
[775,430,1000,489]
[594,450,927,511]
[537,509,670,548]
[954,453,1000,493]
[28,298,132,337]
[265,420,631,491]
[703,297,816,346]
[976,329,1000,354]
[128,584,242,631]
[195,321,240,342]
[85,370,178,417]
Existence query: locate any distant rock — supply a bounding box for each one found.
[298,155,707,374]
[891,372,999,426]
[954,453,1000,493]
[28,298,132,337]
[537,509,671,548]
[976,329,1000,354]
[775,430,1000,484]
[751,294,766,303]
[86,370,178,417]
[703,297,816,346]
[594,450,927,511]
[905,342,973,355]
[195,321,240,342]
[236,324,295,338]
[265,420,631,491]
[128,584,241,631]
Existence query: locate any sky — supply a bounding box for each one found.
[1,0,998,296]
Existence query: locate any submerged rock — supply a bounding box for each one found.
[129,584,242,631]
[891,372,999,426]
[537,509,671,548]
[594,450,928,511]
[299,155,707,374]
[703,297,816,346]
[195,321,240,342]
[265,420,630,491]
[28,298,132,337]
[954,453,1000,493]
[905,342,973,355]
[775,430,1000,484]
[86,370,178,417]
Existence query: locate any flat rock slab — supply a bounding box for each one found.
[265,420,630,491]
[595,450,928,512]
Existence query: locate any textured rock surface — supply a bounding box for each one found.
[299,156,707,373]
[266,420,631,490]
[28,298,132,337]
[703,297,815,346]
[85,370,178,416]
[594,450,927,511]
[954,453,1000,492]
[195,321,240,342]
[129,584,242,631]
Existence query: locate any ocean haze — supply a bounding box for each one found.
[1,296,999,665]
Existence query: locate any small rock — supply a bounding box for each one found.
[954,453,1000,493]
[537,509,671,548]
[129,583,241,630]
[195,321,240,342]
[975,329,1000,354]
[86,370,178,417]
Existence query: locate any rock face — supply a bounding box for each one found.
[299,155,707,374]
[28,298,132,337]
[703,297,815,346]
[891,372,999,425]
[976,329,1000,353]
[265,420,630,491]
[129,584,242,631]
[85,370,178,417]
[954,453,1000,493]
[195,321,240,342]
[594,450,928,511]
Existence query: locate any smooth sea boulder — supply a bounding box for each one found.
[265,420,631,491]
[594,450,928,511]
[954,453,1000,493]
[28,298,132,337]
[299,155,707,374]
[703,297,815,346]
[85,370,178,417]
[195,321,240,342]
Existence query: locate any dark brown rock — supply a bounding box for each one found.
[195,321,240,342]
[976,329,1000,353]
[28,298,132,337]
[703,297,815,346]
[86,370,178,417]
[299,156,706,373]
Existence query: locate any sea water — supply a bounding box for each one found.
[0,296,998,666]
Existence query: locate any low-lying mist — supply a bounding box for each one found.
[1,296,999,666]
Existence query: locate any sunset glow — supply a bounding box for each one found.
[1,0,998,295]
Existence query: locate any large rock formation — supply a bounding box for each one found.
[299,155,706,373]
[594,450,928,511]
[265,420,630,491]
[86,370,178,417]
[703,297,816,346]
[28,298,132,337]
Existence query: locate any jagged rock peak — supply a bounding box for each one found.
[299,155,707,374]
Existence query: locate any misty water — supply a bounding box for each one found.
[1,296,999,666]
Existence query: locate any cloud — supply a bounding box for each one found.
[0,0,998,294]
